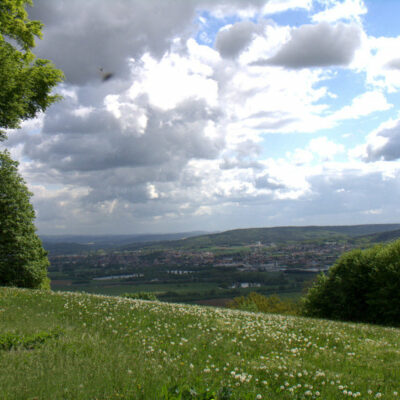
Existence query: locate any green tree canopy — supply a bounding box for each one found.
[0,150,49,288]
[0,0,63,140]
[302,240,400,326]
[0,0,63,289]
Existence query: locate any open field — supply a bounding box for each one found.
[1,287,399,399]
[50,278,308,304]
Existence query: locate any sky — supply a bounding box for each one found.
[3,0,400,235]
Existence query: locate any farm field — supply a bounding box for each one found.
[0,287,399,399]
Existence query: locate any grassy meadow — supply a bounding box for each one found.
[50,279,305,305]
[0,287,399,399]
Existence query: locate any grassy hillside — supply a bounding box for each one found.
[1,288,399,399]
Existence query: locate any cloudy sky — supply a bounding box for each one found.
[4,0,400,234]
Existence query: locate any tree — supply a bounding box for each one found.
[0,0,63,140]
[302,240,400,326]
[0,1,63,288]
[0,151,50,289]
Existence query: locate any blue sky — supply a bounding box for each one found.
[4,0,400,234]
[363,0,400,37]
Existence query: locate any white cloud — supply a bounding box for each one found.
[287,148,314,165]
[351,118,400,162]
[128,49,218,111]
[72,106,95,118]
[262,0,312,14]
[146,184,159,200]
[221,63,334,137]
[363,208,383,215]
[312,0,367,23]
[330,91,392,121]
[287,137,345,165]
[308,137,345,161]
[352,35,400,92]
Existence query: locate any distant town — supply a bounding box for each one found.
[45,224,400,303]
[49,240,353,279]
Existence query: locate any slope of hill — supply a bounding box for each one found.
[1,287,399,399]
[360,228,400,243]
[121,224,400,250]
[41,225,400,255]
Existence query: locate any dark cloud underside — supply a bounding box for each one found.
[252,22,361,69]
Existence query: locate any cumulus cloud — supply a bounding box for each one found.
[3,0,399,234]
[28,0,192,85]
[352,35,400,92]
[308,137,345,161]
[251,22,361,68]
[286,137,344,164]
[215,21,262,59]
[6,35,228,228]
[20,94,224,177]
[287,148,314,166]
[357,119,400,162]
[386,58,400,70]
[28,0,272,85]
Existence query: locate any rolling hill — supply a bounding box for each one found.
[359,228,400,243]
[41,224,400,255]
[121,223,400,251]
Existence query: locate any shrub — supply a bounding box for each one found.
[227,292,300,315]
[302,240,400,326]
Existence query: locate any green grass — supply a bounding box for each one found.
[0,287,399,399]
[51,280,304,304]
[51,281,223,295]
